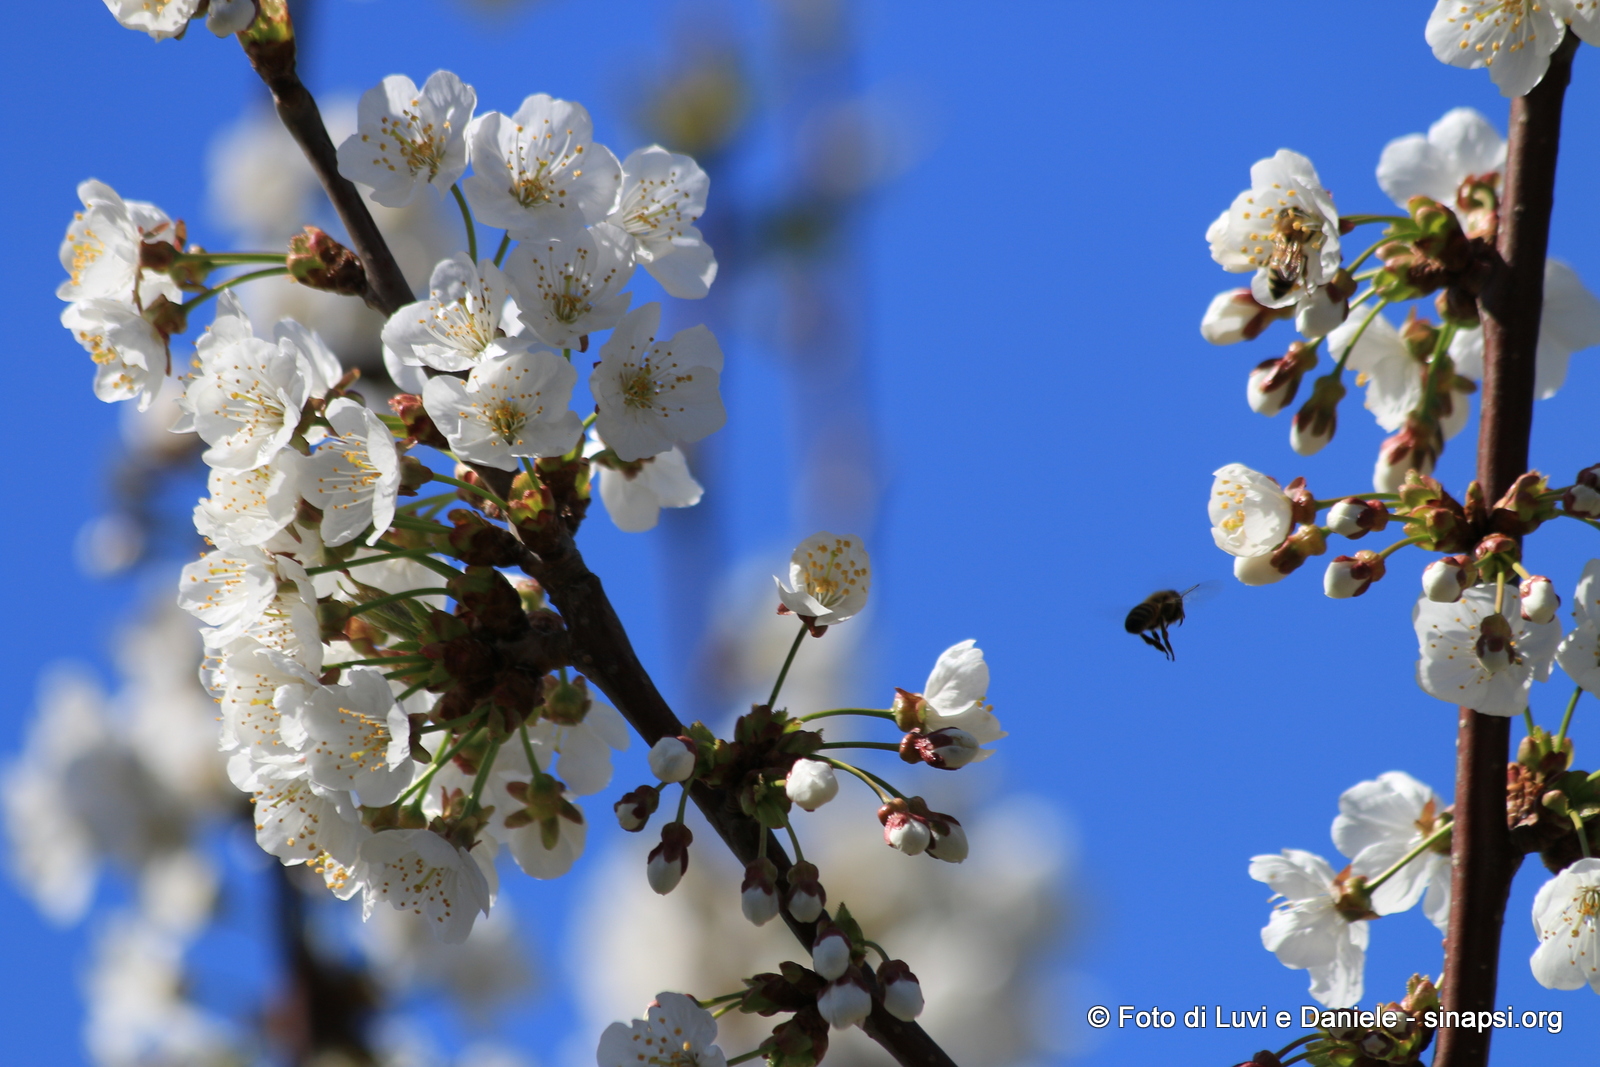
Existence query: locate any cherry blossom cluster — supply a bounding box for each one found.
[1200,11,1600,1057]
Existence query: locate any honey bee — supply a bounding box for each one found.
[1124,585,1205,661]
[1265,207,1319,302]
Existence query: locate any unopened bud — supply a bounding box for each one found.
[614,784,659,832]
[645,822,692,895]
[889,687,926,731]
[1234,552,1289,586]
[1326,497,1390,538]
[1519,576,1560,624]
[898,727,979,770]
[1421,555,1477,602]
[1289,375,1345,456]
[785,758,839,811]
[287,226,366,295]
[926,814,968,864]
[647,735,697,783]
[878,799,931,856]
[785,862,826,923]
[816,974,873,1031]
[811,923,853,981]
[1324,551,1386,599]
[1564,464,1600,518]
[1246,342,1318,416]
[389,393,450,449]
[1294,284,1349,339]
[1201,288,1287,344]
[1474,613,1516,675]
[1266,524,1328,578]
[877,961,925,1022]
[741,858,780,927]
[1473,532,1520,582]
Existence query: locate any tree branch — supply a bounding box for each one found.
[1436,32,1579,1067]
[250,14,959,1063]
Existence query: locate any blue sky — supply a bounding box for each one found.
[4,1,1599,1065]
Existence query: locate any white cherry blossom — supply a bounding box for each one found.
[381,253,521,372]
[1426,1,1567,98]
[519,699,631,796]
[209,639,314,790]
[284,669,414,807]
[353,828,492,944]
[60,299,168,410]
[504,803,586,881]
[196,551,323,674]
[1552,1,1600,44]
[1414,583,1561,715]
[1209,463,1293,557]
[1450,260,1600,400]
[421,342,583,470]
[919,640,1005,756]
[774,531,871,628]
[606,145,718,299]
[1333,772,1451,932]
[595,993,727,1067]
[252,776,369,898]
[57,180,182,308]
[1556,559,1600,698]
[299,398,401,547]
[180,294,313,471]
[192,452,302,547]
[1377,108,1505,211]
[460,94,622,234]
[590,303,724,462]
[1207,150,1342,310]
[1328,314,1424,433]
[587,432,704,532]
[337,72,476,208]
[1529,858,1600,992]
[177,544,278,634]
[1249,849,1368,1008]
[501,216,634,349]
[102,0,200,40]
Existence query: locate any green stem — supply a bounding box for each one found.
[468,739,502,807]
[181,267,290,313]
[518,722,541,776]
[726,1050,762,1065]
[581,410,598,430]
[797,708,895,723]
[1341,214,1411,227]
[451,183,479,263]
[1376,535,1424,560]
[1495,569,1507,616]
[1365,820,1453,894]
[323,656,432,672]
[1557,687,1583,742]
[697,992,746,1008]
[346,588,452,617]
[1524,707,1538,735]
[492,232,512,268]
[306,548,439,576]
[398,491,462,513]
[389,514,449,533]
[822,757,902,801]
[675,782,691,823]
[395,680,430,704]
[783,818,805,864]
[374,539,462,580]
[862,939,890,963]
[817,741,901,752]
[768,622,809,709]
[1572,812,1592,860]
[399,720,485,807]
[174,251,287,265]
[1347,233,1395,273]
[431,474,511,514]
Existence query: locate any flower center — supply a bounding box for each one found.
[1264,207,1322,301]
[484,400,528,444]
[379,107,449,179]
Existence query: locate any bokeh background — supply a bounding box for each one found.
[3,1,1599,1065]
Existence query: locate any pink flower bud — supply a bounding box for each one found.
[811,924,852,981]
[1324,551,1385,599]
[877,960,924,1021]
[741,858,780,927]
[785,758,838,811]
[880,809,930,855]
[816,974,873,1031]
[646,822,692,895]
[647,735,697,783]
[1520,576,1560,624]
[1421,556,1475,602]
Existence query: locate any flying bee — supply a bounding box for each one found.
[1124,585,1207,661]
[1264,207,1320,302]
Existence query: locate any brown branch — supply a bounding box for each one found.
[270,862,378,1065]
[236,6,414,316]
[1436,33,1579,1067]
[247,12,959,1061]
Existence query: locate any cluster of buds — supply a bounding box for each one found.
[877,797,966,862]
[1509,727,1600,872]
[1372,196,1493,321]
[1304,975,1440,1067]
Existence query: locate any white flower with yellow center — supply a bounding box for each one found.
[253,776,370,898]
[336,71,476,208]
[1449,260,1600,400]
[299,398,402,547]
[502,215,635,350]
[60,299,168,411]
[1207,150,1342,310]
[1333,771,1452,932]
[101,0,199,42]
[919,640,1006,756]
[353,828,492,944]
[1209,464,1293,558]
[1377,107,1506,212]
[1530,858,1600,991]
[421,341,582,471]
[461,94,622,234]
[383,253,522,372]
[1249,849,1369,1009]
[1556,559,1600,698]
[1426,1,1568,97]
[590,303,724,462]
[193,452,302,548]
[1413,583,1561,714]
[284,669,414,808]
[775,532,871,628]
[205,638,313,791]
[606,145,718,299]
[57,180,181,308]
[596,992,727,1067]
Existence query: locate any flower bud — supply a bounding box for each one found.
[1201,288,1286,344]
[1519,576,1560,624]
[1266,524,1327,578]
[1472,532,1520,582]
[646,822,692,895]
[889,687,926,731]
[897,727,979,770]
[1421,555,1476,602]
[614,784,660,832]
[811,923,853,981]
[1289,375,1345,456]
[1563,464,1600,518]
[741,858,780,927]
[1326,497,1390,539]
[389,393,450,449]
[1324,551,1386,599]
[877,960,925,1022]
[1294,284,1349,339]
[1233,553,1289,586]
[647,735,697,783]
[786,867,826,923]
[1374,421,1441,494]
[816,975,873,1031]
[926,815,968,864]
[1246,342,1318,416]
[1490,472,1557,536]
[1474,613,1516,675]
[287,226,366,295]
[878,800,931,856]
[785,758,839,811]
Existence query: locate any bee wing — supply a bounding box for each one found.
[1179,580,1223,607]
